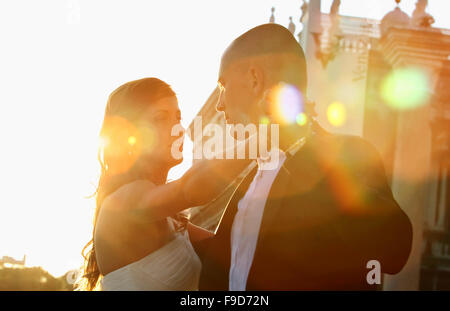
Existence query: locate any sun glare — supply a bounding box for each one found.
[296,112,308,126]
[128,136,137,146]
[327,102,346,127]
[381,67,430,110]
[267,83,305,125]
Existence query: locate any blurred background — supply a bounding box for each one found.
[0,0,448,290]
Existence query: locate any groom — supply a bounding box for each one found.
[194,24,413,290]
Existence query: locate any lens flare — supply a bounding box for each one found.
[260,116,270,125]
[267,83,305,125]
[381,67,430,110]
[327,102,346,127]
[296,112,308,126]
[128,136,137,146]
[100,115,144,174]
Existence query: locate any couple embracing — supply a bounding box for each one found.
[76,24,412,291]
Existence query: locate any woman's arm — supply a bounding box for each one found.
[127,156,252,223]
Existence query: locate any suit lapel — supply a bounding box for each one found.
[201,163,258,290]
[256,164,292,241]
[255,134,318,240]
[245,164,291,289]
[215,163,258,238]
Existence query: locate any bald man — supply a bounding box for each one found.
[194,24,412,290]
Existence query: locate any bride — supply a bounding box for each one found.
[76,77,250,290]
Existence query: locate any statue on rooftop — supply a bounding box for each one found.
[269,7,275,23]
[330,0,341,17]
[288,16,296,35]
[412,0,435,28]
[299,1,308,24]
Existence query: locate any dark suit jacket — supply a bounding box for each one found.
[193,130,413,290]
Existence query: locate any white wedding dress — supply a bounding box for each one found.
[100,217,202,291]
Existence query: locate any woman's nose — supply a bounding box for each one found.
[174,122,185,138]
[216,92,225,112]
[179,124,186,137]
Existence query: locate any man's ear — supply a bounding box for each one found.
[248,64,264,96]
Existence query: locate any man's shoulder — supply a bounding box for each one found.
[308,131,375,150]
[287,132,382,175]
[332,134,383,168]
[310,132,380,159]
[335,133,377,150]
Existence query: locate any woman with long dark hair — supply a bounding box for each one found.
[76,78,250,290]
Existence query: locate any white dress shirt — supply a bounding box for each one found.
[228,148,287,291]
[228,138,306,291]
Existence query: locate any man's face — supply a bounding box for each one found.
[216,62,262,126]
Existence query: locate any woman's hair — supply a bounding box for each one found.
[75,77,185,291]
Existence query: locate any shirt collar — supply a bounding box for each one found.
[256,148,286,171]
[256,137,307,170]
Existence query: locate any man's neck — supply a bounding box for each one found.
[257,123,309,156]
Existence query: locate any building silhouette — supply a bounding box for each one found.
[0,255,26,267]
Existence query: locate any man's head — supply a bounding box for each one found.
[216,23,307,127]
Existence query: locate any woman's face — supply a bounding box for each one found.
[137,96,185,169]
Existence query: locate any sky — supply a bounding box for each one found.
[0,0,448,277]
